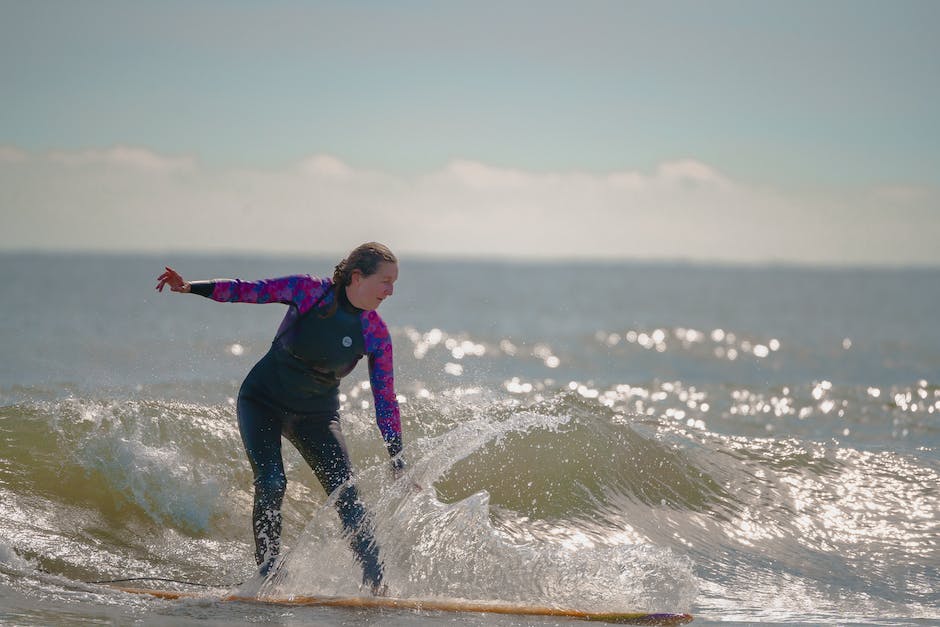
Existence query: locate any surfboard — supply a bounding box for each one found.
[107,584,693,625]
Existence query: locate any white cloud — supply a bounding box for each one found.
[0,144,937,266]
[871,185,932,204]
[46,146,196,172]
[295,155,356,179]
[655,159,732,189]
[0,146,29,163]
[442,160,535,189]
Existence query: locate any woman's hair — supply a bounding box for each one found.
[322,242,397,316]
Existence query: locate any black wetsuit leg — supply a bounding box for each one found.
[237,395,288,572]
[237,395,384,587]
[282,412,384,589]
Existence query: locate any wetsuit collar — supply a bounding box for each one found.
[337,283,363,314]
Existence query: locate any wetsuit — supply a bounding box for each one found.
[189,275,402,588]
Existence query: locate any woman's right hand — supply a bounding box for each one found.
[156,266,191,293]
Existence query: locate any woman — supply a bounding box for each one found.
[156,242,403,593]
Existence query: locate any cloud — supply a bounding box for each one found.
[871,185,932,204]
[0,146,29,163]
[45,145,196,172]
[655,159,733,189]
[1,144,937,266]
[295,155,356,179]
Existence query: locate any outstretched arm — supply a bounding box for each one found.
[155,268,328,308]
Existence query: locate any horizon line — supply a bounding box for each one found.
[3,246,938,272]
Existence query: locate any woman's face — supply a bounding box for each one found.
[347,261,398,311]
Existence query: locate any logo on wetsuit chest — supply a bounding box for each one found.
[342,336,353,348]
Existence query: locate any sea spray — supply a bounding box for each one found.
[258,399,698,611]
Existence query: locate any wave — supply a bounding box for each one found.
[1,385,937,620]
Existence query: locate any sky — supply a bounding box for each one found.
[2,0,938,265]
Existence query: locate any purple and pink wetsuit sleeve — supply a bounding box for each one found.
[363,311,403,459]
[191,275,329,312]
[189,275,331,338]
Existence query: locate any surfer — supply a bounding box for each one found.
[155,242,402,594]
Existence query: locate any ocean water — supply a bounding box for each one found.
[0,252,937,626]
